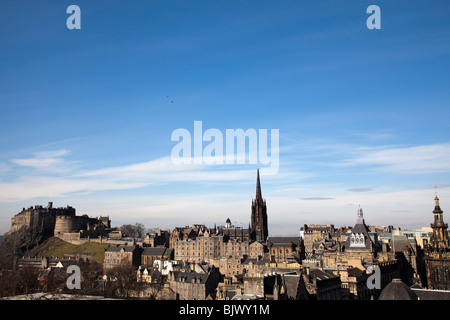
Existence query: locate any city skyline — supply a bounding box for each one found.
[1,1,450,235]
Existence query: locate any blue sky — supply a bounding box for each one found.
[1,1,450,235]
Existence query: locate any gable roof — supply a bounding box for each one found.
[175,271,209,283]
[279,274,303,300]
[105,245,137,253]
[267,237,302,247]
[142,247,171,256]
[343,207,373,251]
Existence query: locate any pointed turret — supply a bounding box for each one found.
[356,205,364,224]
[435,196,441,209]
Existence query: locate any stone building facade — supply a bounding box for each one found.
[424,196,450,290]
[300,224,336,253]
[141,247,174,268]
[103,244,142,271]
[267,237,304,263]
[168,267,222,300]
[172,170,266,263]
[425,253,450,290]
[173,233,251,263]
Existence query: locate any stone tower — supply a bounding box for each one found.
[430,196,449,250]
[251,169,268,242]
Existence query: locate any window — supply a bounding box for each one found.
[434,268,440,282]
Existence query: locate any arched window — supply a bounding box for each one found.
[434,268,440,282]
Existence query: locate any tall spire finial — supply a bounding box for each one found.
[356,205,364,223]
[435,195,440,208]
[256,169,262,200]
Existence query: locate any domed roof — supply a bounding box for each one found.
[379,279,418,300]
[226,218,231,224]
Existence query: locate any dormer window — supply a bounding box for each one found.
[350,233,365,247]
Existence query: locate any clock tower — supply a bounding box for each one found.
[430,196,449,250]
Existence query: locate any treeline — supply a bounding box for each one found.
[118,222,161,239]
[0,256,164,299]
[0,257,105,298]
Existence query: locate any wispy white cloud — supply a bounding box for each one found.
[10,149,79,173]
[286,138,450,174]
[76,156,262,184]
[347,187,375,192]
[1,141,449,236]
[0,150,299,202]
[342,143,450,174]
[3,140,450,204]
[300,197,334,200]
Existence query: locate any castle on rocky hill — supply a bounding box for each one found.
[6,202,111,240]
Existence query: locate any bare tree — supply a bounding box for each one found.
[120,223,146,239]
[0,259,41,298]
[104,264,145,299]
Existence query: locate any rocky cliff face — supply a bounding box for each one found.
[0,225,50,257]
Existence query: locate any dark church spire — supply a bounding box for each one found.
[256,168,262,200]
[251,169,268,242]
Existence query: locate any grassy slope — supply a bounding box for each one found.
[25,237,109,262]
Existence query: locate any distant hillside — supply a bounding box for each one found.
[25,237,110,262]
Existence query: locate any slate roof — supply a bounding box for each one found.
[142,247,173,256]
[347,267,364,277]
[412,288,450,300]
[222,228,251,237]
[105,245,138,253]
[391,235,417,254]
[308,269,337,282]
[343,209,374,251]
[47,258,79,268]
[267,237,302,247]
[175,271,209,283]
[312,239,337,250]
[279,274,302,300]
[242,257,269,266]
